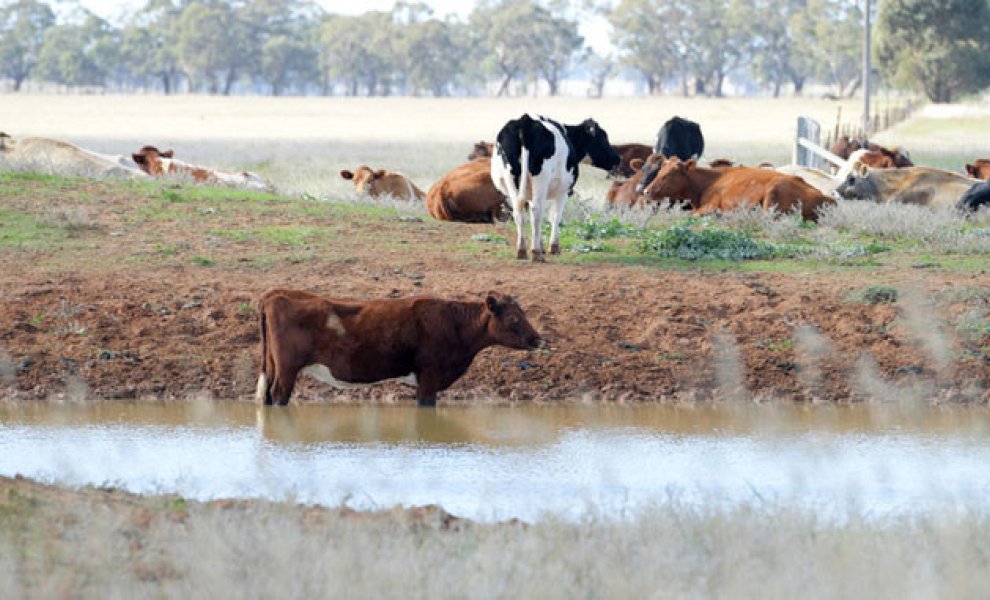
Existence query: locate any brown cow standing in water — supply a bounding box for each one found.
[340,166,425,200]
[256,289,543,407]
[427,158,509,222]
[966,159,990,180]
[641,156,835,221]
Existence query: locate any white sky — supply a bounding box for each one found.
[75,0,614,54]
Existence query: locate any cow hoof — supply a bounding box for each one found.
[549,243,560,255]
[530,250,545,263]
[516,249,528,260]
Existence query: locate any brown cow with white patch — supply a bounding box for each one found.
[965,159,990,180]
[427,158,508,223]
[132,145,270,190]
[642,156,836,221]
[256,289,543,407]
[340,165,425,201]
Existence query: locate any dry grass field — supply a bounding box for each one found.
[2,94,990,598]
[2,94,876,199]
[2,475,989,599]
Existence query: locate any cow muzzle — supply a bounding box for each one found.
[529,336,547,350]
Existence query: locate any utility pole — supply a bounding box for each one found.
[863,0,872,134]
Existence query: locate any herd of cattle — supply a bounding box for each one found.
[3,117,990,406]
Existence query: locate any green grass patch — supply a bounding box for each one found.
[0,208,69,248]
[848,285,900,305]
[191,256,215,267]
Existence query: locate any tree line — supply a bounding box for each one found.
[1,0,988,101]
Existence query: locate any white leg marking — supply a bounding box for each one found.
[255,373,267,402]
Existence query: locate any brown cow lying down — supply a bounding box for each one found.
[256,289,543,406]
[468,141,493,161]
[0,132,147,179]
[340,165,425,201]
[641,156,835,221]
[132,145,270,191]
[427,158,508,223]
[966,159,990,180]
[836,166,980,208]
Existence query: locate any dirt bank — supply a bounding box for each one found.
[1,176,988,403]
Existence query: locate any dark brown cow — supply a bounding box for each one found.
[256,289,543,406]
[468,141,493,161]
[641,157,836,222]
[708,158,736,168]
[610,143,652,178]
[965,159,990,180]
[427,158,508,223]
[830,135,912,167]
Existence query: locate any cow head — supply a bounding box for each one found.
[965,159,990,180]
[571,119,620,173]
[634,152,667,193]
[340,166,388,195]
[641,156,695,202]
[468,141,493,161]
[835,167,879,202]
[132,145,174,175]
[483,292,543,350]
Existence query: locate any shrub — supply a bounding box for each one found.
[638,226,779,261]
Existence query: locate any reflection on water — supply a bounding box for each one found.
[1,402,989,521]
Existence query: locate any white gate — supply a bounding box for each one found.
[793,116,847,172]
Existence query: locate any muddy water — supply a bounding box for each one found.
[1,402,989,521]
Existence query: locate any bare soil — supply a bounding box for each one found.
[1,177,989,404]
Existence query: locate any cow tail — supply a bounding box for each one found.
[255,300,270,403]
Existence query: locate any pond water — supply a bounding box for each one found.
[1,402,989,522]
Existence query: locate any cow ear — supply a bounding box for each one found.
[966,164,976,177]
[858,164,869,176]
[340,170,354,180]
[132,153,146,165]
[163,149,174,158]
[485,293,502,315]
[629,158,644,171]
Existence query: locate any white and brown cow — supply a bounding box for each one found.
[132,145,271,191]
[340,165,425,201]
[491,114,619,261]
[256,289,543,406]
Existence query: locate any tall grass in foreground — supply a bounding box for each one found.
[1,481,987,599]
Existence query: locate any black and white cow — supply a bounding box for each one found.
[491,114,619,262]
[639,116,705,192]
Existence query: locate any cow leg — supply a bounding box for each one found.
[511,196,528,260]
[415,372,440,407]
[529,181,549,262]
[548,194,566,255]
[269,363,302,406]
